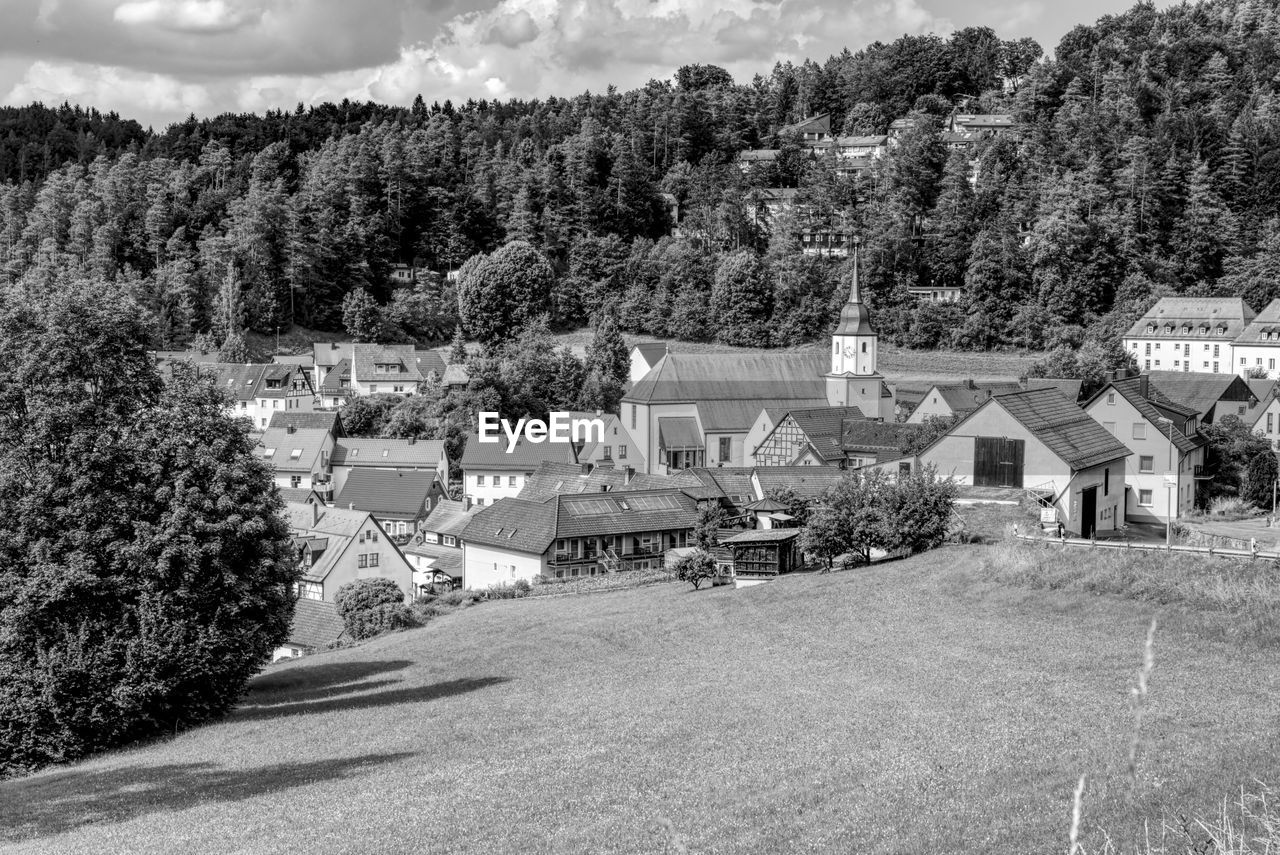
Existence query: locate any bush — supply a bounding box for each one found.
[1208,496,1261,519]
[335,578,405,619]
[343,603,415,641]
[670,550,719,590]
[438,590,472,607]
[513,578,532,595]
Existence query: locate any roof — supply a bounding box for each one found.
[461,498,559,554]
[1233,298,1280,345]
[633,343,669,366]
[319,358,351,395]
[754,467,847,498]
[442,363,470,386]
[285,503,382,582]
[834,135,887,147]
[926,381,1023,416]
[279,487,324,504]
[993,388,1131,470]
[554,490,700,539]
[773,406,865,461]
[313,342,355,369]
[255,428,331,473]
[744,497,788,512]
[421,500,479,538]
[698,398,830,434]
[1125,298,1256,340]
[658,417,703,450]
[153,349,220,364]
[413,350,447,379]
[460,435,577,471]
[737,149,779,162]
[332,437,446,469]
[287,598,345,651]
[952,113,1016,128]
[334,468,438,518]
[626,352,828,406]
[840,420,921,453]
[273,354,314,368]
[1143,371,1258,418]
[267,410,344,435]
[700,467,758,504]
[1023,377,1084,403]
[353,344,425,383]
[722,528,801,545]
[517,461,628,502]
[1091,378,1205,455]
[780,113,830,135]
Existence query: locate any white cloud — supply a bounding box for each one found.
[113,0,261,34]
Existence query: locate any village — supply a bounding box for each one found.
[150,252,1280,662]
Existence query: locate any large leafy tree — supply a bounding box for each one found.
[456,240,555,345]
[0,281,296,778]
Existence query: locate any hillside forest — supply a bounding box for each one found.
[1,0,1280,363]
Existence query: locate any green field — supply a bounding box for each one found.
[3,541,1276,854]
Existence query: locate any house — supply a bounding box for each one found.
[779,113,831,143]
[268,409,345,437]
[313,342,356,392]
[747,187,801,226]
[831,135,887,159]
[736,149,779,173]
[286,502,415,602]
[255,427,336,495]
[402,499,477,595]
[459,435,580,506]
[919,388,1130,537]
[272,353,315,371]
[751,466,848,500]
[1084,376,1208,524]
[724,528,802,588]
[574,412,645,472]
[948,113,1017,137]
[349,344,446,396]
[629,343,669,385]
[333,468,445,539]
[460,488,702,588]
[838,421,921,469]
[516,461,630,502]
[1231,298,1280,379]
[330,437,450,495]
[1249,386,1280,449]
[800,229,852,257]
[152,348,221,365]
[1123,297,1256,374]
[749,406,865,467]
[318,357,353,408]
[1143,371,1259,424]
[272,598,345,662]
[173,362,318,430]
[622,251,894,473]
[906,381,1023,424]
[389,263,419,284]
[907,284,962,303]
[441,361,470,392]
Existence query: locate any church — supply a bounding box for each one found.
[621,248,896,474]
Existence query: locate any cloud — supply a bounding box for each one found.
[485,9,539,48]
[113,0,261,34]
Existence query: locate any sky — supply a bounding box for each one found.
[0,0,1170,130]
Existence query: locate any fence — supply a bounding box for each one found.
[1010,529,1280,563]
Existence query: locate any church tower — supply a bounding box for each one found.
[825,242,893,419]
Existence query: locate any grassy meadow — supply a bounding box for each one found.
[2,541,1277,854]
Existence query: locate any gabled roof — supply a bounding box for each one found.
[285,503,388,583]
[1023,377,1084,403]
[353,344,424,383]
[414,350,447,379]
[319,358,352,395]
[153,349,220,364]
[699,467,758,504]
[753,466,847,498]
[332,437,446,469]
[633,342,669,366]
[840,420,921,454]
[737,149,779,162]
[625,352,828,406]
[516,461,628,502]
[780,113,831,135]
[834,135,887,147]
[1235,299,1280,345]
[460,435,577,471]
[256,428,331,473]
[313,342,356,369]
[1088,378,1205,455]
[1143,371,1258,419]
[925,381,1023,416]
[334,468,438,518]
[442,363,470,386]
[1125,298,1256,340]
[421,500,479,538]
[272,353,314,368]
[770,406,865,461]
[993,388,1131,470]
[554,489,700,539]
[268,410,344,436]
[722,528,801,545]
[287,598,345,651]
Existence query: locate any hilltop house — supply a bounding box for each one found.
[329,437,449,496]
[460,488,702,588]
[318,358,353,408]
[286,502,415,602]
[333,468,444,538]
[779,113,832,143]
[255,427,335,495]
[919,388,1130,537]
[162,361,318,430]
[1122,297,1256,374]
[313,342,355,392]
[621,249,895,473]
[1084,376,1207,524]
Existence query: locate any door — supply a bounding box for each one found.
[1081,486,1097,539]
[974,437,1026,487]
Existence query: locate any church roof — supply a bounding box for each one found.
[834,247,874,336]
[624,352,828,405]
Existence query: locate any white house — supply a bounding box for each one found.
[1122,297,1256,375]
[919,388,1130,537]
[329,437,449,496]
[286,502,415,602]
[255,427,335,494]
[458,435,580,507]
[1231,298,1280,379]
[1083,376,1207,524]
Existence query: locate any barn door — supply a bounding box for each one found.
[974,437,1025,488]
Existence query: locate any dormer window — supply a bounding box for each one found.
[262,447,276,458]
[290,448,303,460]
[1199,325,1208,335]
[1146,324,1155,334]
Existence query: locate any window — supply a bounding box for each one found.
[290,448,302,460]
[477,475,486,486]
[719,437,731,461]
[619,444,627,459]
[1214,345,1220,357]
[1144,343,1151,356]
[603,445,612,459]
[369,553,379,567]
[1106,392,1115,405]
[442,535,457,547]
[508,475,517,486]
[1138,489,1153,506]
[370,530,378,542]
[861,342,867,353]
[1174,360,1180,368]
[1104,467,1109,496]
[1241,358,1247,366]
[1132,423,1146,440]
[357,554,368,568]
[370,384,378,393]
[1213,362,1219,372]
[1139,455,1154,473]
[290,475,301,489]
[1145,360,1151,370]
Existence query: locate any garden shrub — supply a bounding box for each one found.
[335,578,410,640]
[343,603,415,641]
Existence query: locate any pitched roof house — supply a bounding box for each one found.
[286,502,415,602]
[333,468,444,537]
[906,380,1023,424]
[329,437,449,495]
[749,405,865,466]
[273,598,345,662]
[255,427,335,494]
[919,388,1131,537]
[459,435,582,506]
[1142,371,1258,423]
[1122,298,1256,374]
[516,461,630,502]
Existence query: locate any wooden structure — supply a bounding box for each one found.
[723,528,802,588]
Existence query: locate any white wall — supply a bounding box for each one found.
[463,471,526,506]
[742,411,779,467]
[906,388,954,424]
[463,542,548,589]
[1124,337,1231,374]
[1233,344,1280,379]
[1085,392,1200,523]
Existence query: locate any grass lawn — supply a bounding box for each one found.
[3,544,1277,854]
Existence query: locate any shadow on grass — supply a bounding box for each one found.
[246,659,414,699]
[0,751,414,843]
[234,676,513,721]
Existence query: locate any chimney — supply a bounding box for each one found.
[1139,375,1149,400]
[624,466,635,484]
[287,424,296,434]
[966,378,976,390]
[311,500,320,527]
[581,462,593,475]
[408,436,416,445]
[464,497,472,511]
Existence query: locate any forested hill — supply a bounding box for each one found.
[2,0,1280,358]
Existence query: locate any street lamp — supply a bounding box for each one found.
[1156,416,1175,549]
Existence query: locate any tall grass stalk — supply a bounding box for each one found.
[1128,617,1158,801]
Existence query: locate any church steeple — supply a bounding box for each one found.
[826,238,893,418]
[834,240,874,337]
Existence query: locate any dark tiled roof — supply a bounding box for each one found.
[780,113,830,135]
[332,438,447,469]
[554,490,700,539]
[698,398,830,433]
[1125,298,1256,340]
[319,358,352,394]
[422,500,479,538]
[1024,377,1084,403]
[1100,379,1205,455]
[516,462,628,502]
[754,467,847,498]
[700,467,757,504]
[462,498,558,554]
[313,342,356,370]
[1235,299,1280,345]
[783,406,865,460]
[840,420,920,453]
[414,350,447,379]
[995,388,1131,470]
[334,468,438,518]
[256,428,331,473]
[268,410,344,435]
[288,598,345,650]
[930,382,1022,415]
[1144,371,1258,418]
[460,435,577,471]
